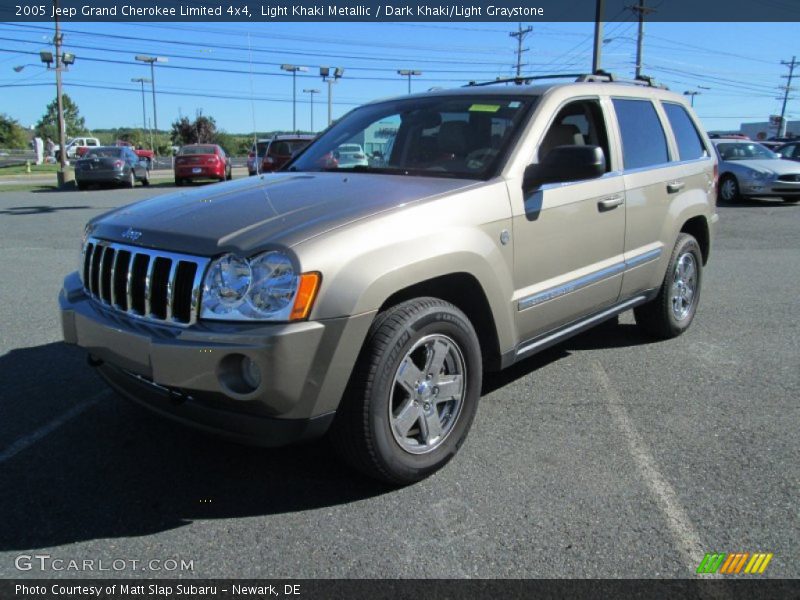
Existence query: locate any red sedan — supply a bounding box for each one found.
[174,144,232,186]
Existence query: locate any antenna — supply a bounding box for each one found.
[247,32,259,174]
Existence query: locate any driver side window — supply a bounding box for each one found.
[538,99,611,172]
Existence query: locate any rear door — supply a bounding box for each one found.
[611,98,713,297]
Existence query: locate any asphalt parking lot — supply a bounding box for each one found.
[0,184,797,579]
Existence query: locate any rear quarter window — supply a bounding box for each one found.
[612,98,669,170]
[662,102,709,161]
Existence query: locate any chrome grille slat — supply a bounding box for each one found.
[109,249,121,306]
[144,256,157,316]
[165,260,179,321]
[81,237,209,327]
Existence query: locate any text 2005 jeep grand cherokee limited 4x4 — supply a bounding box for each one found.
[60,73,718,484]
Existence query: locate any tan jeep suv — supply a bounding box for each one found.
[60,74,718,484]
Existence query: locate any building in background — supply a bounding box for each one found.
[739,119,800,140]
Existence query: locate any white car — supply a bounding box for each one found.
[334,143,369,168]
[713,139,800,203]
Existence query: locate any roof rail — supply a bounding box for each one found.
[465,70,668,90]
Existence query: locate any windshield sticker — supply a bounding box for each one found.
[469,104,501,113]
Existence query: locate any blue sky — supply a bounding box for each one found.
[0,21,797,136]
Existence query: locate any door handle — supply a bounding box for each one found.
[667,180,685,194]
[598,194,624,210]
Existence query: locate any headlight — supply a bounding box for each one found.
[200,251,320,321]
[746,168,771,180]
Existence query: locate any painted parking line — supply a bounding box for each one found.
[0,390,109,464]
[592,360,719,579]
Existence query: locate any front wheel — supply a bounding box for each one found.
[718,175,740,203]
[634,233,703,339]
[329,297,482,485]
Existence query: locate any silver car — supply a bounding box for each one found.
[713,139,800,203]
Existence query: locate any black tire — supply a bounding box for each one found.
[125,170,135,188]
[718,174,740,203]
[226,168,233,181]
[783,196,799,203]
[141,170,150,186]
[329,297,482,485]
[76,181,87,191]
[634,233,703,339]
[175,178,183,187]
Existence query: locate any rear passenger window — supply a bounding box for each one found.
[612,98,669,170]
[662,103,708,161]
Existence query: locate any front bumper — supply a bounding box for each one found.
[740,176,800,197]
[59,272,374,446]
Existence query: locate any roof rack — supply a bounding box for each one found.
[465,70,668,90]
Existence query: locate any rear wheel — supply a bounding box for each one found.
[634,233,702,339]
[175,178,184,187]
[141,170,150,186]
[76,181,87,191]
[329,297,482,485]
[783,196,799,203]
[126,170,135,188]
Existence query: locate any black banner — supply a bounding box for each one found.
[3,580,800,600]
[1,0,799,22]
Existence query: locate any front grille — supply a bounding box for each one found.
[777,174,800,182]
[81,237,209,326]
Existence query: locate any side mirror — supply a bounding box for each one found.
[524,145,606,191]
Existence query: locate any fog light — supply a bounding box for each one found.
[241,356,261,390]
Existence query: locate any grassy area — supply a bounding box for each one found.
[0,163,60,176]
[0,183,58,193]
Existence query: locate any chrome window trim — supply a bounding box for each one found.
[82,236,210,327]
[517,247,662,311]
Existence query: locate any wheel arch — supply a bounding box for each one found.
[680,215,711,265]
[378,272,503,372]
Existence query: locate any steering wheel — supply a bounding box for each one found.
[465,147,499,170]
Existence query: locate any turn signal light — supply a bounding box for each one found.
[290,272,321,320]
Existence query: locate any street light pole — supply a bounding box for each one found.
[397,69,422,94]
[320,67,344,127]
[683,90,700,107]
[132,77,152,149]
[303,89,320,132]
[135,55,167,151]
[281,64,309,132]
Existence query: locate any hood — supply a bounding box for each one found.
[89,172,480,256]
[726,158,800,175]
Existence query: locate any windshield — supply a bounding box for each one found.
[716,142,777,161]
[179,145,217,156]
[253,141,269,156]
[84,148,122,158]
[288,95,536,179]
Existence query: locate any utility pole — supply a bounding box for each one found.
[320,67,344,127]
[683,90,700,107]
[631,0,656,79]
[53,0,66,174]
[131,77,152,150]
[592,0,605,73]
[779,56,797,138]
[509,23,532,78]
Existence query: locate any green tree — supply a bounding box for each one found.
[0,113,29,149]
[170,112,217,146]
[34,94,87,141]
